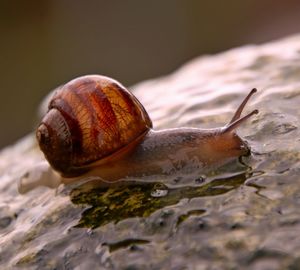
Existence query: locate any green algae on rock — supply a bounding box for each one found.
[70,170,248,229]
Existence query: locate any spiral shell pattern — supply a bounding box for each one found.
[37,75,152,176]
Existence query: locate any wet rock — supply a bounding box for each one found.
[2,34,300,269]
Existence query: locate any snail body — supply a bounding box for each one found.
[37,75,258,184]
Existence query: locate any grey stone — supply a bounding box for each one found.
[1,34,300,269]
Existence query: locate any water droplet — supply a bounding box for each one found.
[274,123,297,134]
[195,175,206,184]
[86,228,94,236]
[0,216,12,229]
[173,176,182,183]
[151,184,168,198]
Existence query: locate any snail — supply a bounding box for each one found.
[34,75,258,186]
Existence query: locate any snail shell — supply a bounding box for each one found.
[36,75,152,177]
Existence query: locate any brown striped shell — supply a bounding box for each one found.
[36,75,153,177]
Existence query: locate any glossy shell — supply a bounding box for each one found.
[36,75,153,177]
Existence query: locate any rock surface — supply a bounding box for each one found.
[1,34,300,269]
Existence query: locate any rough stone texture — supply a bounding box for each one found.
[1,34,300,269]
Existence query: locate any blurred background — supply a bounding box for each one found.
[1,0,300,149]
